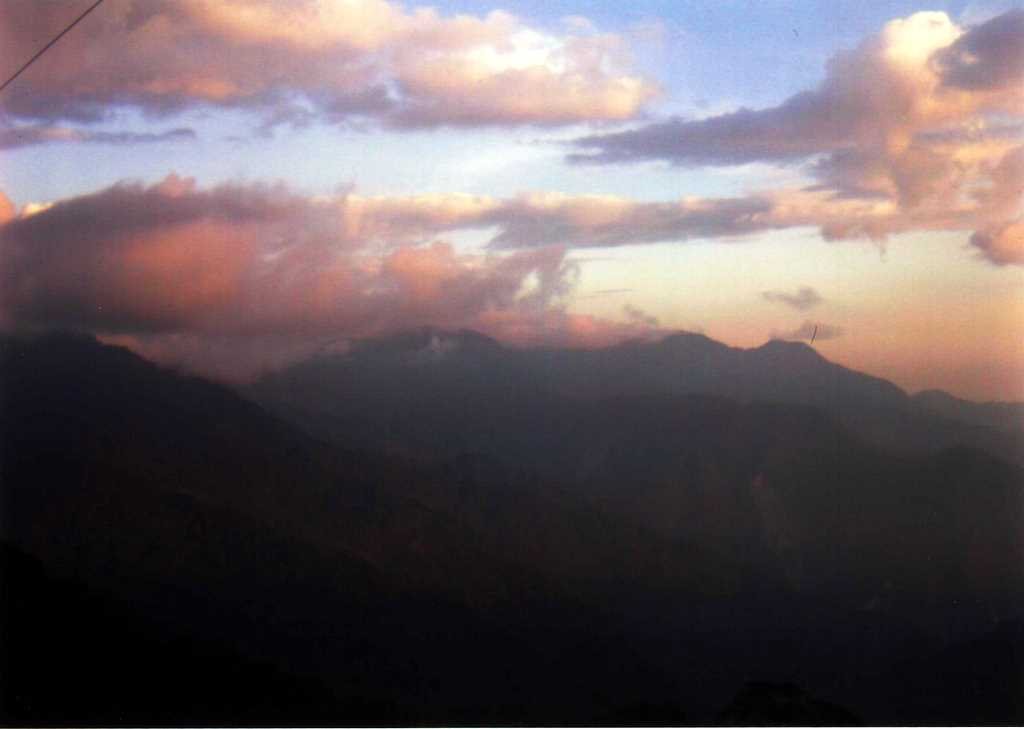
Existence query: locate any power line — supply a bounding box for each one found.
[0,0,105,95]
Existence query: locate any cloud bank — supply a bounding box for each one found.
[2,160,1020,362]
[571,10,1024,264]
[0,175,667,377]
[3,8,1017,262]
[0,0,655,135]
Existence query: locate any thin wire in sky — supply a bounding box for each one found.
[0,0,105,95]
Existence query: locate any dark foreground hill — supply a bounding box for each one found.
[2,331,1023,724]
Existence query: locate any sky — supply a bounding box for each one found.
[0,0,1021,399]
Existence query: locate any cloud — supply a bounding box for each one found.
[0,175,665,378]
[4,7,1015,259]
[101,304,664,382]
[484,183,1013,254]
[0,192,13,225]
[0,0,655,137]
[572,11,1019,166]
[1,165,1018,378]
[0,175,543,334]
[622,304,659,328]
[488,193,777,248]
[775,321,844,342]
[761,286,824,311]
[3,152,1019,285]
[578,288,634,299]
[569,10,1024,254]
[935,9,1024,91]
[0,123,196,149]
[970,219,1024,264]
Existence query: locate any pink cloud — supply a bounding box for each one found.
[970,219,1024,265]
[0,0,655,133]
[0,176,665,379]
[4,159,1019,377]
[0,192,13,225]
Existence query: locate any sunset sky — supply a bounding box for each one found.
[0,0,1021,399]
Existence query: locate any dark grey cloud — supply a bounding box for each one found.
[488,195,776,249]
[0,124,195,150]
[622,304,659,328]
[578,288,634,299]
[568,96,846,166]
[761,286,823,311]
[935,9,1024,91]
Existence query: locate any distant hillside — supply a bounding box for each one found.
[250,327,1024,616]
[913,388,1024,432]
[251,327,1024,465]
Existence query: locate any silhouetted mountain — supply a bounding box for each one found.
[252,329,1024,466]
[250,329,1024,613]
[913,388,1024,431]
[539,333,905,415]
[0,332,753,722]
[3,331,1023,724]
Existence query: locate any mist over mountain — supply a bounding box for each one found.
[3,331,1022,724]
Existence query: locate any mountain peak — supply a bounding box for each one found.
[749,338,828,366]
[656,330,730,351]
[756,338,820,354]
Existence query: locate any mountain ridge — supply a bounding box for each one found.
[251,327,1021,465]
[260,325,1024,410]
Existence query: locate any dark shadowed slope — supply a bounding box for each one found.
[0,332,760,723]
[3,332,1023,724]
[0,541,346,725]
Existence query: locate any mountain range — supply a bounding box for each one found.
[2,329,1022,724]
[252,328,1024,466]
